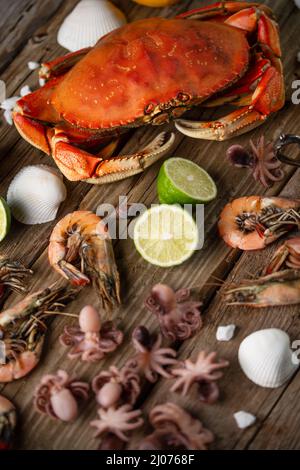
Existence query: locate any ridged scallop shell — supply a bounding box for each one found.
[7,165,67,225]
[238,329,299,388]
[57,0,127,52]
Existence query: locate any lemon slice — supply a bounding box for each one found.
[133,205,198,267]
[157,157,217,205]
[0,197,11,242]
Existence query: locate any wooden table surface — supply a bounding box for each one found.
[0,0,300,451]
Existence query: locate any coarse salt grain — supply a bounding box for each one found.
[216,324,236,341]
[28,61,39,70]
[233,411,256,429]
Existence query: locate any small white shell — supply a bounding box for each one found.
[39,78,46,87]
[7,165,67,225]
[20,85,31,97]
[3,109,13,125]
[234,411,256,429]
[1,96,19,111]
[238,329,299,388]
[216,324,236,341]
[57,0,127,52]
[27,61,40,70]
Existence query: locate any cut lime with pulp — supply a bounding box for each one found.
[133,204,198,267]
[157,157,217,204]
[0,197,11,242]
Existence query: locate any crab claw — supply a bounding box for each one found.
[49,131,176,183]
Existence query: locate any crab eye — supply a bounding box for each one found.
[177,92,190,103]
[144,102,156,115]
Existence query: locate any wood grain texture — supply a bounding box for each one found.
[0,0,300,450]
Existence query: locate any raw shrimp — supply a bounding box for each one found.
[48,211,120,312]
[224,269,300,308]
[218,196,300,250]
[0,285,76,382]
[264,237,300,274]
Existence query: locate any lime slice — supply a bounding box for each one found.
[157,157,217,204]
[133,204,198,267]
[0,197,11,241]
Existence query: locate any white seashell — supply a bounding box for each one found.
[20,85,31,97]
[233,411,256,429]
[3,109,13,125]
[216,324,236,341]
[39,78,46,87]
[238,329,299,388]
[7,165,67,225]
[27,61,40,70]
[57,0,127,52]
[1,96,20,111]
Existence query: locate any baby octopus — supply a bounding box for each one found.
[145,284,202,341]
[34,369,89,422]
[227,135,284,188]
[90,404,143,445]
[92,364,141,408]
[171,351,229,403]
[126,326,177,383]
[140,402,214,450]
[59,305,123,362]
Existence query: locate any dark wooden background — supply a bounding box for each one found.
[0,0,300,450]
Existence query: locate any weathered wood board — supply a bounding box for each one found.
[0,0,300,450]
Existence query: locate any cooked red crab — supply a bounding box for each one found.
[13,2,284,183]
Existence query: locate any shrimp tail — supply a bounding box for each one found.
[94,271,121,313]
[58,260,90,286]
[82,239,121,312]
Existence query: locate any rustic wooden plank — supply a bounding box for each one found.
[0,0,299,450]
[129,169,300,451]
[0,0,65,74]
[247,375,300,449]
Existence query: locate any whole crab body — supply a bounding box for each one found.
[13,2,284,183]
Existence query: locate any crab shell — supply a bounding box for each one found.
[13,2,284,183]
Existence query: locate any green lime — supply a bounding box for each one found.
[0,197,11,241]
[133,204,198,267]
[157,157,217,204]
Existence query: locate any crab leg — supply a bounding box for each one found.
[178,3,273,21]
[175,2,284,141]
[40,47,91,80]
[50,130,175,183]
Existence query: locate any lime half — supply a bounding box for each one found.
[133,204,198,267]
[157,157,217,204]
[0,197,11,242]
